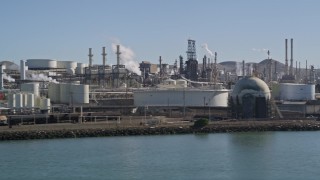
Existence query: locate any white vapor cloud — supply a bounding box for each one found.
[251,48,269,52]
[28,73,57,83]
[3,73,15,82]
[111,43,141,75]
[201,43,214,56]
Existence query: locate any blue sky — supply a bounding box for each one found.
[1,0,320,67]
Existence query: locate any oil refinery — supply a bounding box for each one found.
[0,38,320,125]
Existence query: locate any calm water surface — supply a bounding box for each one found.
[0,131,320,180]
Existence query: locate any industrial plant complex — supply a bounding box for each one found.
[0,39,320,126]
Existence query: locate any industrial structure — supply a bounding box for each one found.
[0,38,319,125]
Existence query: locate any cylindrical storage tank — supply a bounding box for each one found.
[26,59,57,69]
[176,79,187,88]
[280,83,315,101]
[22,93,28,107]
[76,63,87,74]
[21,83,40,98]
[48,83,60,103]
[66,68,75,75]
[60,83,71,104]
[40,98,51,113]
[8,93,16,108]
[15,93,23,108]
[26,93,34,108]
[57,61,77,69]
[71,84,89,104]
[164,79,176,86]
[133,89,229,107]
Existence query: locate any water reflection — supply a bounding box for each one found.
[227,132,275,180]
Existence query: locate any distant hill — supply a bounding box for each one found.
[217,59,285,75]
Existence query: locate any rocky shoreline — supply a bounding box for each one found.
[1,120,320,140]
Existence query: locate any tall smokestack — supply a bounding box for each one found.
[290,38,293,76]
[159,56,162,77]
[306,60,308,83]
[274,61,277,81]
[88,48,93,67]
[295,61,298,78]
[0,65,3,90]
[285,39,288,75]
[242,60,245,77]
[20,60,26,80]
[116,45,121,66]
[202,55,207,72]
[179,55,184,74]
[299,62,301,82]
[214,52,217,84]
[102,47,107,66]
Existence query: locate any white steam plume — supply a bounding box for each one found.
[252,48,269,52]
[201,43,214,56]
[28,73,57,83]
[3,73,15,82]
[111,43,141,75]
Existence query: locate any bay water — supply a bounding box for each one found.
[0,131,320,180]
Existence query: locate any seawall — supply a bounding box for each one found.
[1,120,320,141]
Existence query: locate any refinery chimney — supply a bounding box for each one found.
[102,47,107,66]
[242,60,245,77]
[20,60,26,80]
[214,52,217,84]
[116,45,121,67]
[289,38,293,76]
[0,65,3,90]
[285,39,288,75]
[88,48,93,67]
[159,56,162,77]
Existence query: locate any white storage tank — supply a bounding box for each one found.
[40,98,51,113]
[164,79,176,86]
[176,79,187,88]
[60,83,71,104]
[66,68,75,75]
[133,88,229,107]
[22,93,28,107]
[26,59,57,69]
[8,93,16,108]
[71,84,89,104]
[280,83,315,101]
[15,93,23,108]
[26,93,34,108]
[75,63,87,75]
[57,61,77,69]
[48,83,60,103]
[21,83,40,98]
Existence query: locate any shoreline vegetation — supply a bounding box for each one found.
[1,119,320,141]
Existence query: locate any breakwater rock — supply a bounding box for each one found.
[1,121,320,141]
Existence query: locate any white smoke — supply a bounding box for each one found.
[236,62,243,76]
[28,73,58,83]
[111,43,141,75]
[252,48,269,52]
[201,43,214,57]
[3,73,15,82]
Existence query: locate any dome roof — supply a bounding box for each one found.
[231,76,271,104]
